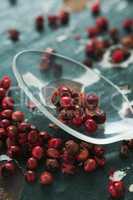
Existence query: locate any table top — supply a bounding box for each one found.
[0,0,133,200]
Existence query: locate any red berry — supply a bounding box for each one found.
[65,140,79,155]
[40,171,54,185]
[18,122,30,132]
[0,88,6,98]
[8,145,21,158]
[108,181,125,198]
[1,109,13,119]
[87,93,99,107]
[4,161,15,173]
[46,158,59,172]
[96,16,108,30]
[85,41,95,56]
[93,110,106,124]
[59,10,69,25]
[46,148,60,159]
[112,49,124,63]
[48,15,59,27]
[84,158,97,172]
[80,141,93,150]
[121,35,133,49]
[76,148,89,162]
[91,2,100,15]
[7,125,18,139]
[28,130,39,144]
[0,119,10,128]
[18,132,27,145]
[85,119,98,133]
[94,39,105,50]
[60,96,72,108]
[8,29,20,41]
[61,163,76,175]
[35,15,44,31]
[122,19,133,32]
[86,26,99,38]
[27,157,38,170]
[2,97,14,109]
[48,138,62,149]
[12,111,24,122]
[109,28,119,41]
[108,184,118,198]
[95,156,106,167]
[94,145,105,157]
[0,76,11,90]
[61,150,75,163]
[32,146,43,160]
[25,170,36,183]
[72,115,83,126]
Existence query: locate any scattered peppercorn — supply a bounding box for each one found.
[122,19,133,32]
[111,48,130,63]
[8,29,20,42]
[86,26,99,38]
[35,15,44,32]
[48,15,59,28]
[96,16,108,31]
[108,181,125,199]
[91,1,100,15]
[59,10,70,25]
[109,28,119,43]
[121,35,133,49]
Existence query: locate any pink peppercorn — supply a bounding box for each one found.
[35,15,44,31]
[91,1,100,15]
[59,10,69,25]
[96,16,108,31]
[122,19,133,32]
[108,181,125,199]
[85,119,98,133]
[84,158,97,172]
[8,29,20,42]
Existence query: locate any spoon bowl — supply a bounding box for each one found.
[13,50,133,144]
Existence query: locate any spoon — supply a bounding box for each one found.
[12,50,133,145]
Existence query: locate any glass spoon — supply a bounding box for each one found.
[12,50,133,145]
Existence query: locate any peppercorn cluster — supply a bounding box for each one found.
[0,75,107,185]
[51,85,106,134]
[84,3,133,68]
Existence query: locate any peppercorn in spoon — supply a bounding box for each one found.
[13,50,133,145]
